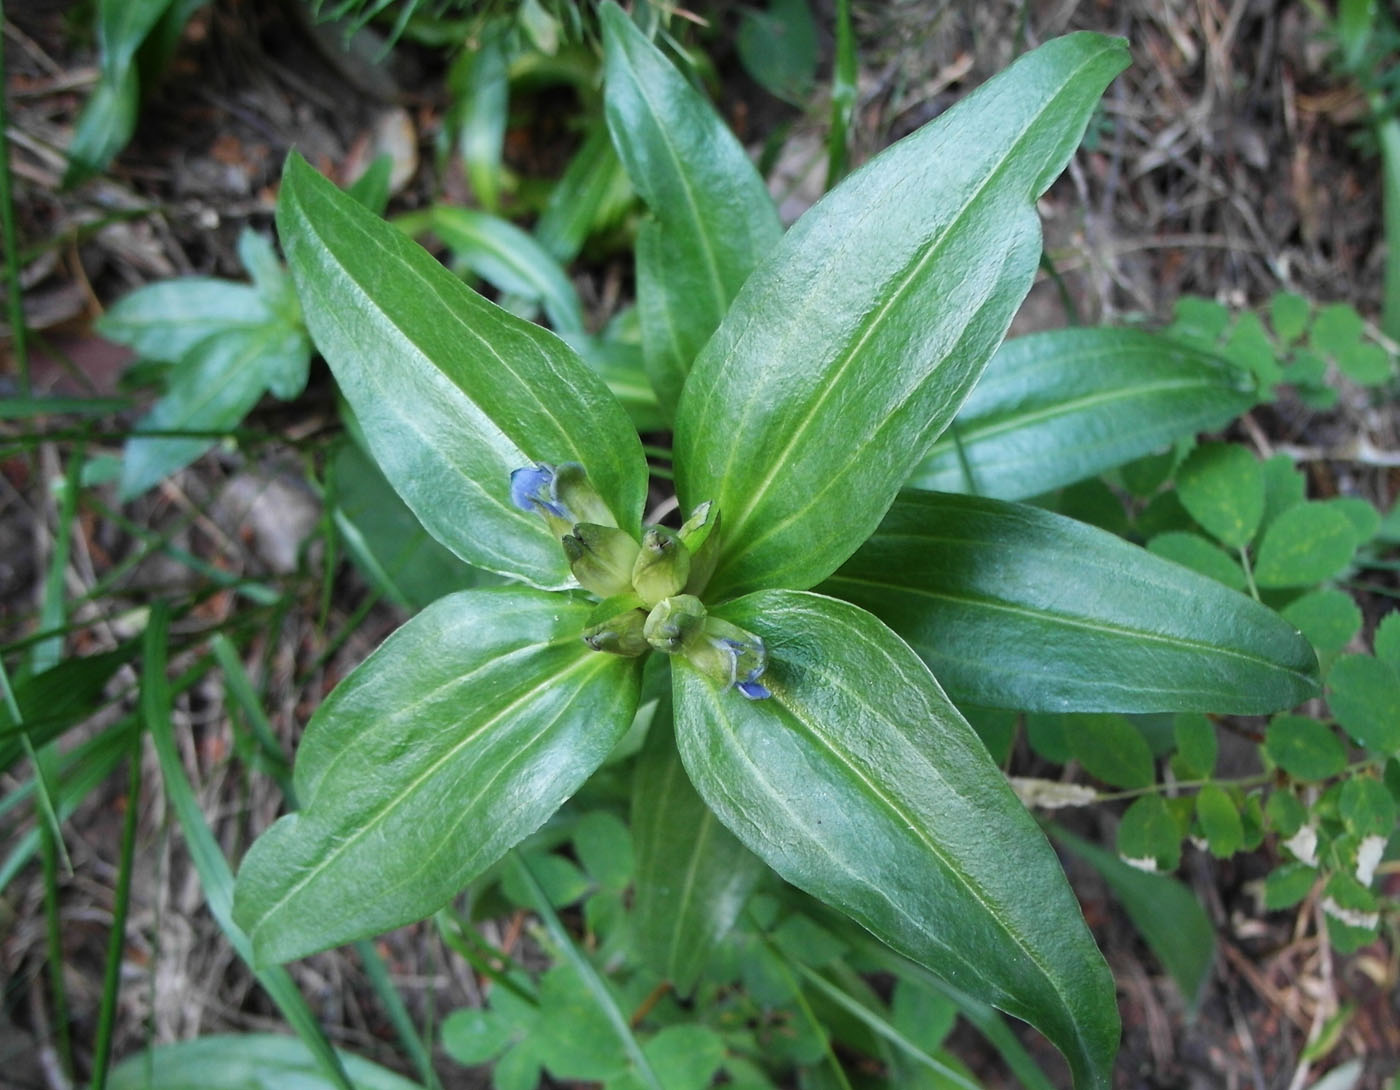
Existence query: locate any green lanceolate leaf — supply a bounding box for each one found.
[119,322,310,499]
[910,329,1255,500]
[63,0,175,185]
[672,590,1119,1090]
[675,34,1129,600]
[277,153,647,588]
[631,709,764,996]
[232,587,644,964]
[1052,828,1214,1013]
[600,2,782,417]
[535,125,633,264]
[823,491,1319,714]
[424,205,585,335]
[98,279,273,361]
[108,1034,423,1090]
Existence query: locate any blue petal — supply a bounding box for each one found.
[736,679,772,700]
[510,464,570,519]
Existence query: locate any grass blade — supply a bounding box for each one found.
[89,731,143,1090]
[141,604,357,1090]
[825,0,856,188]
[0,0,30,396]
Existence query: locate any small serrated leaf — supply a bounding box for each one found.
[1172,714,1217,779]
[1339,777,1398,840]
[1265,789,1307,837]
[1328,655,1400,753]
[1263,862,1316,909]
[1175,443,1264,548]
[1336,341,1393,385]
[1195,785,1244,858]
[1309,302,1365,357]
[1374,613,1400,672]
[1265,715,1348,780]
[1281,589,1362,655]
[1117,795,1182,873]
[1253,503,1358,588]
[1068,715,1155,789]
[1269,291,1310,344]
[1147,531,1247,590]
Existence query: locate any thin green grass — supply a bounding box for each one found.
[142,603,358,1090]
[89,731,142,1090]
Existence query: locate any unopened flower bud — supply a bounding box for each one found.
[632,526,691,607]
[684,616,771,700]
[677,501,720,596]
[581,595,650,657]
[509,461,615,538]
[563,523,640,598]
[643,594,707,654]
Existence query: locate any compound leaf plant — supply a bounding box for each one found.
[232,10,1318,1088]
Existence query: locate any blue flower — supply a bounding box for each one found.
[510,464,572,520]
[714,636,771,701]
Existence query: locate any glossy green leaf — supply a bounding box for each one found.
[535,125,633,264]
[676,35,1128,600]
[277,152,647,588]
[631,710,764,996]
[601,2,782,416]
[232,587,644,964]
[823,491,1319,714]
[108,1034,423,1090]
[332,440,488,610]
[567,319,667,433]
[1053,828,1213,1012]
[1265,715,1347,780]
[1327,654,1400,753]
[910,329,1254,500]
[672,590,1119,1090]
[1175,442,1264,549]
[424,205,585,335]
[1195,785,1244,858]
[1253,502,1358,588]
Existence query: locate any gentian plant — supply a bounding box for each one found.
[233,9,1318,1087]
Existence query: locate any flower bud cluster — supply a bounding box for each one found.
[511,462,769,699]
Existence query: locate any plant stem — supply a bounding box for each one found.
[1239,545,1260,601]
